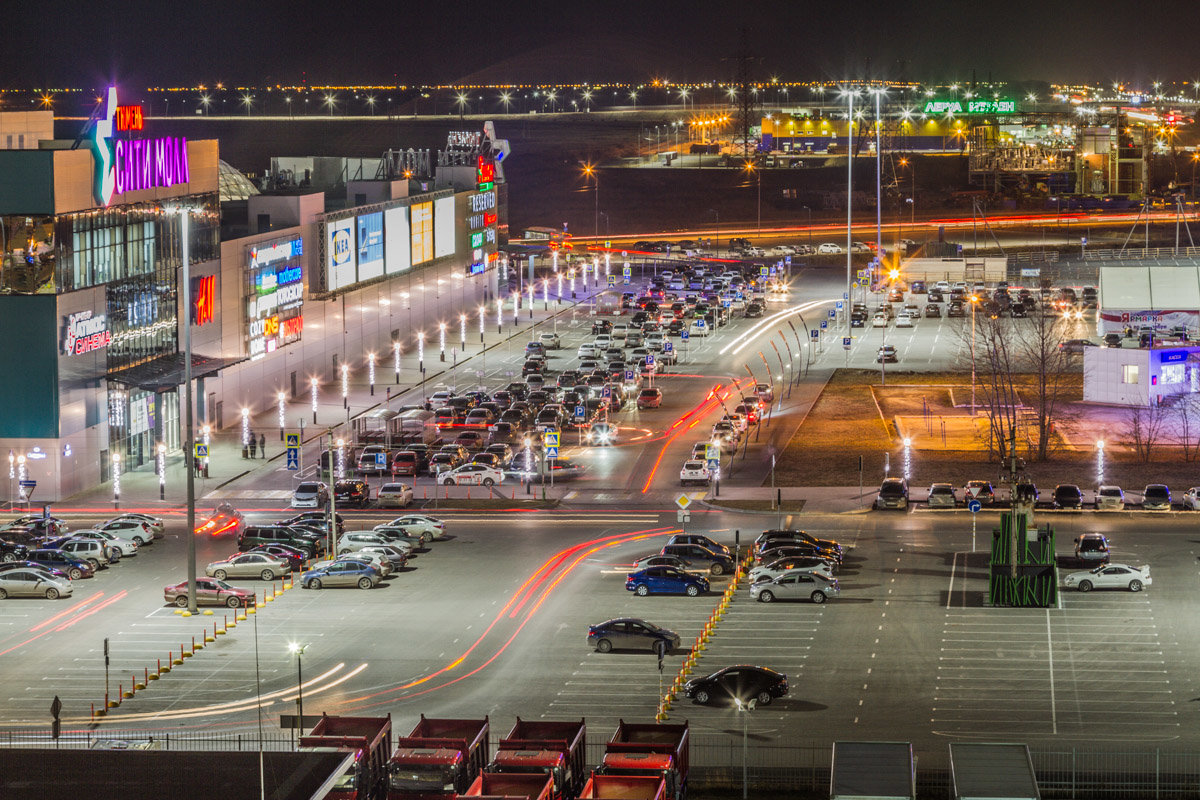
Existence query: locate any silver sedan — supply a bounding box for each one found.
[0,568,73,600]
[206,553,291,581]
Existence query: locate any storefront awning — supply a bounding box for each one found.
[107,353,248,393]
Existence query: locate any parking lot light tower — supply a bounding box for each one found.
[970,295,979,414]
[288,642,307,741]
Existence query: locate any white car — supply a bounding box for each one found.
[934,281,951,293]
[690,320,711,337]
[771,245,797,256]
[850,241,872,254]
[817,243,842,254]
[1096,485,1126,511]
[1181,487,1200,511]
[1063,563,1151,592]
[538,332,562,349]
[895,312,914,328]
[721,413,748,433]
[94,517,156,546]
[377,482,415,508]
[744,246,766,257]
[577,343,599,359]
[611,324,630,340]
[748,557,835,583]
[428,390,456,409]
[872,312,888,328]
[440,463,503,486]
[680,460,713,486]
[337,531,393,555]
[378,515,445,540]
[109,513,165,539]
[291,481,329,509]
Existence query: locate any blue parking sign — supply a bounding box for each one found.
[820,320,827,329]
[681,330,690,340]
[810,329,819,339]
[836,301,843,310]
[625,370,636,381]
[785,256,792,264]
[828,309,836,319]
[575,405,585,419]
[646,353,655,365]
[663,342,673,352]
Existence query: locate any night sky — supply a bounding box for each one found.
[6,0,1200,88]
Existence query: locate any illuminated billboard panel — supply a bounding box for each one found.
[411,202,433,265]
[326,217,356,290]
[384,206,411,274]
[357,212,384,281]
[434,196,455,259]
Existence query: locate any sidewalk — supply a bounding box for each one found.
[62,281,612,510]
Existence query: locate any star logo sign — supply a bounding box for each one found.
[91,87,117,206]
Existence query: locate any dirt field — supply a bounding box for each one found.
[775,369,1200,490]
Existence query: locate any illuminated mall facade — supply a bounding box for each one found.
[0,91,501,501]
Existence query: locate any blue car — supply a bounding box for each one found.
[626,566,710,597]
[300,559,381,590]
[27,549,95,580]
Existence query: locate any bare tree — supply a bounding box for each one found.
[971,311,1022,463]
[1015,304,1076,462]
[1126,404,1169,463]
[1174,395,1200,462]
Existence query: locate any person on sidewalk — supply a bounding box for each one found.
[259,433,266,458]
[249,434,258,459]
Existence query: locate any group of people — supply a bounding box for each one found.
[244,433,267,459]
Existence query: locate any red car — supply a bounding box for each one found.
[194,503,245,537]
[163,577,256,608]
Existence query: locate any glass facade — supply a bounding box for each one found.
[0,215,57,293]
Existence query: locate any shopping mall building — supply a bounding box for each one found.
[0,90,502,501]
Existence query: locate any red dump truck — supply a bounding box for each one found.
[488,717,587,800]
[298,714,394,800]
[387,715,490,800]
[461,771,555,800]
[577,774,666,800]
[597,721,688,800]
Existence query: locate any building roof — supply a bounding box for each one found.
[219,159,260,202]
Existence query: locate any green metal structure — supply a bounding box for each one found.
[988,512,1058,607]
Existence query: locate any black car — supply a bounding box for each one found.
[588,618,681,654]
[522,360,544,377]
[756,529,841,557]
[756,540,839,565]
[850,312,866,328]
[745,302,765,318]
[592,319,614,335]
[0,539,29,563]
[1053,484,1084,510]
[238,525,324,558]
[928,290,944,303]
[333,480,370,508]
[248,543,309,572]
[276,512,345,535]
[683,665,789,706]
[947,301,965,317]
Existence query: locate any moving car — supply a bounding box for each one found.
[586,422,617,446]
[291,482,329,509]
[0,568,73,600]
[588,618,681,654]
[1096,485,1126,511]
[163,577,256,608]
[927,483,957,509]
[377,483,414,508]
[1074,532,1110,565]
[1063,563,1151,592]
[1142,484,1172,511]
[895,312,914,328]
[872,312,888,328]
[206,553,290,581]
[300,560,381,590]
[683,665,789,706]
[877,345,897,363]
[679,460,712,486]
[750,572,839,604]
[625,567,709,597]
[440,463,502,486]
[637,388,663,409]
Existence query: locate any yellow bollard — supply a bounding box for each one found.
[173,608,184,615]
[203,609,213,616]
[181,610,191,617]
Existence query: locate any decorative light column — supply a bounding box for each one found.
[393,341,402,384]
[310,377,319,424]
[157,443,166,500]
[277,391,286,439]
[439,322,447,361]
[367,352,376,396]
[111,453,120,508]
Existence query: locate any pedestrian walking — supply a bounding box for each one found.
[248,434,258,459]
[259,433,266,458]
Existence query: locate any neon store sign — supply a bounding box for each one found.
[92,86,191,206]
[62,310,112,355]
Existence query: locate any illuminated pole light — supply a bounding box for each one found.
[418,332,426,372]
[157,442,166,500]
[310,378,319,424]
[17,454,27,504]
[393,341,402,383]
[528,283,535,319]
[569,268,576,297]
[479,305,487,343]
[202,424,211,474]
[336,438,346,480]
[459,314,467,351]
[111,453,121,507]
[277,391,286,438]
[367,352,376,396]
[340,364,350,409]
[552,250,559,273]
[542,279,549,308]
[439,322,447,362]
[605,253,611,280]
[241,407,251,455]
[511,292,519,326]
[593,255,600,287]
[7,450,13,507]
[556,272,564,303]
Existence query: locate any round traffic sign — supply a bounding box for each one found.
[968,499,982,513]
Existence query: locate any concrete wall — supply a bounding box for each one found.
[0,110,53,149]
[902,257,1007,284]
[1084,347,1150,406]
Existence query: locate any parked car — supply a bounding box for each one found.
[237,525,324,558]
[588,618,681,654]
[667,533,732,557]
[660,544,734,576]
[55,539,112,570]
[163,577,256,608]
[817,242,842,254]
[26,549,93,580]
[1096,485,1126,511]
[356,445,390,475]
[755,529,841,558]
[927,483,957,509]
[246,543,308,572]
[1053,484,1084,510]
[0,568,73,599]
[93,517,156,545]
[964,480,995,506]
[206,552,291,581]
[291,482,329,509]
[750,572,839,604]
[301,559,381,590]
[683,665,789,706]
[1063,563,1151,592]
[333,480,370,508]
[440,463,503,486]
[72,529,138,558]
[625,566,709,597]
[376,514,444,540]
[630,554,693,573]
[875,478,909,510]
[1074,532,1110,565]
[748,556,835,583]
[1142,484,1172,510]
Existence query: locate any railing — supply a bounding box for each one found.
[7,728,1200,797]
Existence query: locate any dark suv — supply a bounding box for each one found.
[1053,484,1084,510]
[875,478,909,510]
[334,480,370,508]
[1074,533,1110,565]
[238,526,324,558]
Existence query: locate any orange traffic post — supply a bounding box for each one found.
[179,642,190,659]
[192,635,197,654]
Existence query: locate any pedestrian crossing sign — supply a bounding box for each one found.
[543,432,560,448]
[285,434,299,448]
[194,444,208,458]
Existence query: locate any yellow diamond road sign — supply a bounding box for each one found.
[676,494,692,510]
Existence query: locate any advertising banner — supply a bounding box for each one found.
[384,206,411,274]
[357,212,385,281]
[327,218,356,290]
[1099,309,1200,334]
[434,196,456,259]
[411,202,433,265]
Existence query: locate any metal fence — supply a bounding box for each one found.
[6,728,1200,798]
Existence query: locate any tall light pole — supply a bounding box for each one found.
[970,295,979,415]
[873,88,884,261]
[181,209,198,613]
[583,164,599,237]
[736,698,756,799]
[843,87,858,306]
[288,642,307,738]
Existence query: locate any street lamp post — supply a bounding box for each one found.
[584,165,599,237]
[970,295,979,415]
[736,698,756,799]
[438,323,447,362]
[288,642,307,740]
